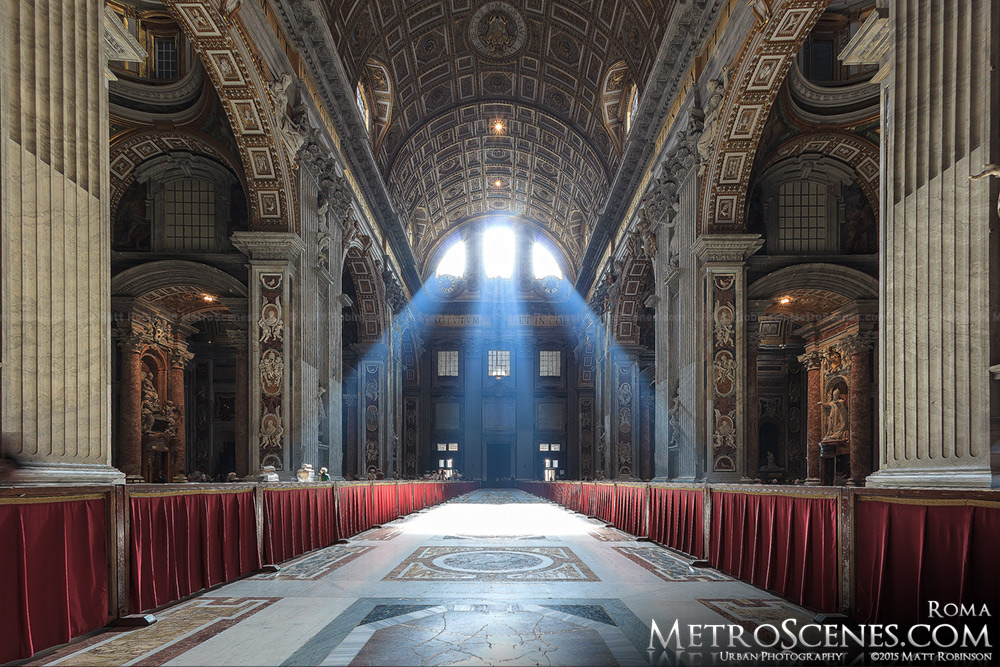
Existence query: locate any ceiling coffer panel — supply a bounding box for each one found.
[322,0,676,264]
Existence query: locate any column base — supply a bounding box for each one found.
[804,477,822,486]
[8,462,126,486]
[669,476,700,484]
[125,474,146,484]
[704,472,743,484]
[865,466,992,489]
[172,474,188,483]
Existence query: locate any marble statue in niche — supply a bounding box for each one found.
[841,182,877,253]
[140,371,160,433]
[820,387,849,441]
[113,182,150,250]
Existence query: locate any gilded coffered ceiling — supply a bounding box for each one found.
[321,0,676,267]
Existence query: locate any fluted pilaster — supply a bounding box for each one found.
[868,0,997,487]
[0,0,122,483]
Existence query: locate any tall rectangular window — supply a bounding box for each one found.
[437,350,459,377]
[539,350,561,376]
[775,181,827,253]
[154,37,178,80]
[163,180,216,251]
[487,350,510,377]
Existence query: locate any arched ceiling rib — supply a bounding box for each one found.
[321,0,677,264]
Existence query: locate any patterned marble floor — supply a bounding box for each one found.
[28,489,817,666]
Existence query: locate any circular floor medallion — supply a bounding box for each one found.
[432,550,553,573]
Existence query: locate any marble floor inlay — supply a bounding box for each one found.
[697,598,817,642]
[312,600,648,667]
[26,598,280,666]
[589,527,635,542]
[351,527,402,541]
[459,490,547,504]
[613,546,728,582]
[250,545,374,580]
[24,489,818,666]
[383,546,599,581]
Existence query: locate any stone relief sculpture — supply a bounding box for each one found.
[267,72,305,165]
[714,304,735,346]
[260,409,283,451]
[820,388,849,441]
[259,298,283,342]
[696,70,728,175]
[260,349,284,395]
[667,391,681,448]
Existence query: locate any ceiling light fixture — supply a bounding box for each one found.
[778,296,792,305]
[490,118,505,135]
[493,178,503,188]
[203,294,215,302]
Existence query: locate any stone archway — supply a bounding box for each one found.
[164,0,298,231]
[699,0,831,234]
[747,263,877,485]
[112,261,249,481]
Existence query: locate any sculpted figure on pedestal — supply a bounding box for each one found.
[820,388,849,441]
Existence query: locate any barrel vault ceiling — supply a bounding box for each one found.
[321,0,677,270]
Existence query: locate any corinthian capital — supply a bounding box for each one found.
[797,350,823,370]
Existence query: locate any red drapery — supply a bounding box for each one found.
[855,498,1000,625]
[371,483,400,525]
[593,483,614,522]
[0,495,109,663]
[263,487,337,564]
[611,485,648,537]
[398,482,414,516]
[129,489,260,613]
[337,483,373,537]
[648,486,704,558]
[709,490,838,612]
[580,482,596,515]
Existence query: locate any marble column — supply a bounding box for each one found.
[798,351,823,485]
[117,336,145,481]
[0,0,126,483]
[844,335,874,486]
[234,344,249,478]
[169,349,191,482]
[745,329,761,481]
[649,195,679,482]
[231,232,305,479]
[843,1,997,487]
[692,234,763,483]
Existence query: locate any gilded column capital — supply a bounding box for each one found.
[797,350,824,370]
[117,332,146,354]
[841,332,876,357]
[168,347,195,369]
